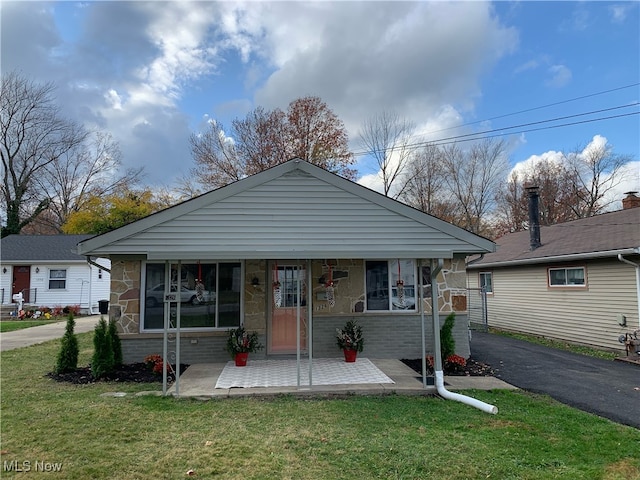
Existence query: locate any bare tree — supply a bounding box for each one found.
[190,121,243,189]
[31,132,144,232]
[1,71,87,237]
[565,139,633,217]
[358,111,415,197]
[441,138,509,235]
[400,143,450,216]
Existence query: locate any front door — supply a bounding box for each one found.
[269,262,307,354]
[12,266,31,302]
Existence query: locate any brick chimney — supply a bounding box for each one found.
[526,185,541,250]
[622,191,640,210]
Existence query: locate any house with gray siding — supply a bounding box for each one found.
[467,192,640,352]
[0,234,111,314]
[77,159,495,364]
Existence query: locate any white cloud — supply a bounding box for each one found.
[609,4,634,23]
[545,65,572,88]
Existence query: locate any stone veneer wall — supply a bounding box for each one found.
[108,259,141,334]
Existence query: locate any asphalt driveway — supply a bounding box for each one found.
[470,331,640,429]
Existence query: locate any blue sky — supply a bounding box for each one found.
[1,1,638,200]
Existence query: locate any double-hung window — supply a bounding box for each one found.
[479,272,493,293]
[365,260,416,311]
[49,269,67,289]
[548,267,585,287]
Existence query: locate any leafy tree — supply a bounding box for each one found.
[62,189,158,234]
[358,111,415,197]
[55,313,79,374]
[1,71,86,237]
[191,96,355,189]
[91,318,114,379]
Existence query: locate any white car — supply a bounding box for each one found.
[146,284,213,307]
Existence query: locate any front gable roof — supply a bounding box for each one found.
[78,159,495,260]
[1,235,93,263]
[468,207,640,269]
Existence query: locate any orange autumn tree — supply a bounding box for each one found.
[190,96,356,189]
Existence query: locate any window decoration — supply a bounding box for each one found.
[365,260,416,311]
[272,261,282,308]
[396,260,405,307]
[325,263,335,308]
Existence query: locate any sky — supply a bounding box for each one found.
[1,1,639,206]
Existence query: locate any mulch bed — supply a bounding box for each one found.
[47,363,189,385]
[401,358,494,376]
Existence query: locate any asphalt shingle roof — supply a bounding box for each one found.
[1,235,94,262]
[468,207,640,268]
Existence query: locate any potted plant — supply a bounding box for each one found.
[226,326,263,366]
[336,319,364,362]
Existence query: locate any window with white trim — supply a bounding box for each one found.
[48,269,67,289]
[548,267,585,287]
[142,262,241,330]
[365,260,416,311]
[479,272,493,293]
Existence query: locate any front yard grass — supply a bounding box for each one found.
[1,333,639,479]
[0,320,61,333]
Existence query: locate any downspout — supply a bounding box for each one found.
[618,254,640,329]
[430,258,498,415]
[85,256,110,274]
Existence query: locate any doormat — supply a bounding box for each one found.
[214,358,394,389]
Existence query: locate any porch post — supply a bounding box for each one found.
[162,261,170,395]
[431,259,444,372]
[418,259,427,388]
[296,259,301,387]
[307,259,313,387]
[175,261,181,396]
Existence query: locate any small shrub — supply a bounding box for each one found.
[108,318,123,367]
[440,312,456,360]
[143,354,168,375]
[55,313,79,373]
[92,317,114,379]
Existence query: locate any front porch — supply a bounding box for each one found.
[166,358,514,397]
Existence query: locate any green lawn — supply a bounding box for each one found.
[0,320,61,333]
[1,333,639,480]
[489,328,621,360]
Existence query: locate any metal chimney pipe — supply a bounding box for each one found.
[526,185,541,250]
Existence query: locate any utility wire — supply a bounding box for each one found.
[352,103,639,157]
[418,82,640,137]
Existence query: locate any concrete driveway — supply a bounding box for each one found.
[0,315,101,352]
[470,331,640,429]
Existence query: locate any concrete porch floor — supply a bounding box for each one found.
[167,358,516,398]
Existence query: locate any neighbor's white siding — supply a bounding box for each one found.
[469,258,638,351]
[3,260,111,312]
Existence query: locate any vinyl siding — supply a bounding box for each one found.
[2,261,111,312]
[82,171,488,259]
[471,258,637,351]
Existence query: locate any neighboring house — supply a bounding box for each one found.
[0,234,111,314]
[77,159,495,364]
[467,190,640,352]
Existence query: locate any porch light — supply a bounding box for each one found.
[35,267,40,273]
[251,276,260,287]
[2,267,6,274]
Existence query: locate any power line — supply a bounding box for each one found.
[353,103,639,157]
[418,82,640,137]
